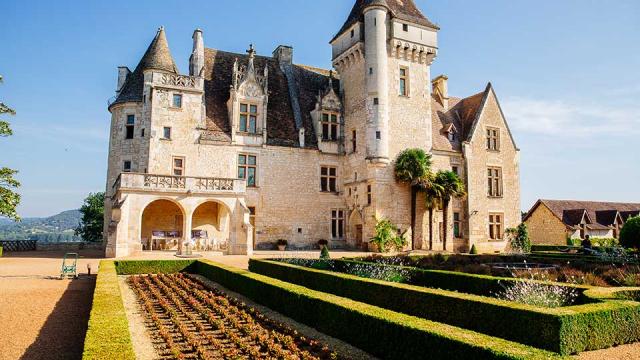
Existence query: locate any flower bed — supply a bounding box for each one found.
[250,258,640,355]
[128,273,338,359]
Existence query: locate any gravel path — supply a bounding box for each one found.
[118,276,160,360]
[0,250,102,360]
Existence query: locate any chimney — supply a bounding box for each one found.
[432,75,449,110]
[272,45,293,65]
[116,66,131,94]
[189,29,205,77]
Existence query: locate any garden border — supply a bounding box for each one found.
[83,260,562,360]
[249,259,640,355]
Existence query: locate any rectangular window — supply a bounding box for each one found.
[403,24,409,32]
[172,157,185,176]
[399,67,409,96]
[239,103,258,134]
[320,166,337,192]
[321,113,339,141]
[141,128,145,138]
[487,167,503,197]
[373,97,379,105]
[352,130,357,153]
[172,94,183,108]
[163,127,171,140]
[123,160,132,173]
[125,115,135,139]
[489,213,504,240]
[454,212,461,238]
[376,131,381,140]
[238,154,257,187]
[331,209,345,239]
[486,127,500,151]
[452,166,459,176]
[367,184,372,205]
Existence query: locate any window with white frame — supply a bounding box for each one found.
[489,213,504,240]
[172,157,185,176]
[239,103,258,134]
[238,154,257,187]
[321,112,339,141]
[487,167,503,197]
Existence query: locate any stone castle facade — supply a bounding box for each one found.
[104,0,521,257]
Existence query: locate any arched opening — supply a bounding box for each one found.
[349,210,364,250]
[191,201,231,251]
[141,199,184,251]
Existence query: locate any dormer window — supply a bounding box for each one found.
[448,132,455,142]
[322,112,339,141]
[240,103,258,134]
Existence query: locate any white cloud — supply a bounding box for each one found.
[502,97,640,137]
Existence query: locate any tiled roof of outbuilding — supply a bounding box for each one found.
[332,0,439,42]
[525,199,640,229]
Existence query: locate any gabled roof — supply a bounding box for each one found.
[111,27,178,107]
[431,86,488,152]
[525,199,640,229]
[332,0,438,42]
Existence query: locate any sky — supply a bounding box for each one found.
[0,0,639,218]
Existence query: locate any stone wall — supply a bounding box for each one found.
[525,203,569,245]
[36,242,105,251]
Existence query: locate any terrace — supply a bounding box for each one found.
[113,173,246,196]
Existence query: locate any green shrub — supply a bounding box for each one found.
[620,216,640,249]
[506,223,531,253]
[82,261,135,360]
[470,244,478,254]
[114,260,196,275]
[320,246,330,260]
[251,259,640,355]
[195,260,558,359]
[590,237,619,248]
[0,246,3,257]
[369,218,406,252]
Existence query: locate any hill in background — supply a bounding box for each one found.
[0,209,83,242]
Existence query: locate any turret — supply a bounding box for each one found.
[363,2,390,163]
[189,29,205,77]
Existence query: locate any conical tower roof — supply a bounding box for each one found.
[332,0,438,42]
[110,27,178,108]
[137,27,178,73]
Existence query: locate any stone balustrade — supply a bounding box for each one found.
[114,173,246,195]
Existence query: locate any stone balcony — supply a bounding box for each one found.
[113,173,246,196]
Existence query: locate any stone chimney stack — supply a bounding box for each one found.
[116,66,130,94]
[272,45,293,65]
[432,75,449,110]
[189,29,205,77]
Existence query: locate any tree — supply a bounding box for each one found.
[423,178,443,250]
[506,223,531,253]
[620,216,640,250]
[434,170,466,251]
[75,192,105,242]
[394,149,432,250]
[0,75,20,221]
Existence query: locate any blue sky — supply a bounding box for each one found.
[0,0,638,217]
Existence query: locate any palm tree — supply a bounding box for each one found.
[424,180,444,250]
[394,149,432,250]
[434,171,466,251]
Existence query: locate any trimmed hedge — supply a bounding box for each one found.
[333,259,590,301]
[82,261,136,360]
[250,259,640,355]
[113,260,196,275]
[97,260,562,360]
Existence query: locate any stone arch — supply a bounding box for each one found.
[190,200,232,250]
[140,199,185,251]
[348,209,365,249]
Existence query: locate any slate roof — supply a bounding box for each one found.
[431,89,487,152]
[526,199,640,229]
[201,48,339,148]
[332,0,439,42]
[111,27,178,107]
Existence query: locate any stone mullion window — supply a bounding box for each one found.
[489,213,504,240]
[172,157,185,176]
[321,113,339,141]
[238,154,257,187]
[239,103,258,134]
[486,128,500,151]
[453,212,462,238]
[399,67,409,96]
[331,209,345,240]
[320,166,338,192]
[487,167,503,197]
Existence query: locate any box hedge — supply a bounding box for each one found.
[249,259,640,355]
[86,260,562,360]
[82,261,136,360]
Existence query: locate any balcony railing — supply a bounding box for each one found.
[114,173,246,195]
